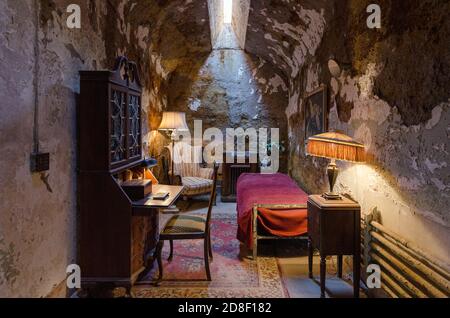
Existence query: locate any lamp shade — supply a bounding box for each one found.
[158,112,189,131]
[306,131,366,163]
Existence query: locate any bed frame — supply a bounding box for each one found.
[252,203,309,260]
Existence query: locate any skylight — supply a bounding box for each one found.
[224,0,233,24]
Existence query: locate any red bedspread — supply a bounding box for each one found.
[236,173,309,248]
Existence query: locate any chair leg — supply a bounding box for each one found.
[208,233,213,261]
[168,240,174,262]
[155,240,164,286]
[204,237,211,281]
[337,255,343,278]
[125,286,135,298]
[308,238,314,279]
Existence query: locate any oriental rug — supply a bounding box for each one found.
[134,213,288,298]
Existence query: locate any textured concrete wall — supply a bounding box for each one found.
[281,1,450,266]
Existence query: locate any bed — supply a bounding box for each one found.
[236,173,309,259]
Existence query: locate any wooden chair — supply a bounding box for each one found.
[154,163,219,285]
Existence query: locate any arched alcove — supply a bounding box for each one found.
[207,0,250,49]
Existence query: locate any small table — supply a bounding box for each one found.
[307,195,361,298]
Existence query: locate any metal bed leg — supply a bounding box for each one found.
[252,206,258,260]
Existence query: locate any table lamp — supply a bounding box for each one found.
[306,131,366,200]
[158,112,189,184]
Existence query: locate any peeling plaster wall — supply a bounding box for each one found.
[0,0,109,297]
[284,1,450,266]
[245,0,329,79]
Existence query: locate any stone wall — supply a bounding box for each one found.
[283,0,450,266]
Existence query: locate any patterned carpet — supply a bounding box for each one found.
[134,213,288,298]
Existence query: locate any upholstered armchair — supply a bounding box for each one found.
[166,143,217,203]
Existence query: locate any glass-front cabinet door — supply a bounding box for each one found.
[110,87,127,165]
[109,85,142,168]
[128,93,141,160]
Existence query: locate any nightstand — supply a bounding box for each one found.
[307,195,361,298]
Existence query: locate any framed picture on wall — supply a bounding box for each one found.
[304,84,327,140]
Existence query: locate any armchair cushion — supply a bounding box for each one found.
[198,167,214,180]
[181,176,213,196]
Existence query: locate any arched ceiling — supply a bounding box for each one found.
[243,0,332,79]
[123,0,332,84]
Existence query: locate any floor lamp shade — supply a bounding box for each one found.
[158,112,189,131]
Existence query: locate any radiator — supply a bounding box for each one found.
[361,212,450,298]
[229,164,251,196]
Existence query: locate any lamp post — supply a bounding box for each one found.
[306,131,366,200]
[158,112,189,184]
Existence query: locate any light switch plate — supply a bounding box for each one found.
[31,153,50,172]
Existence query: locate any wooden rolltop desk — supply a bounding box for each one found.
[78,57,182,291]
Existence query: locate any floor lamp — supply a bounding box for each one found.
[158,112,189,185]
